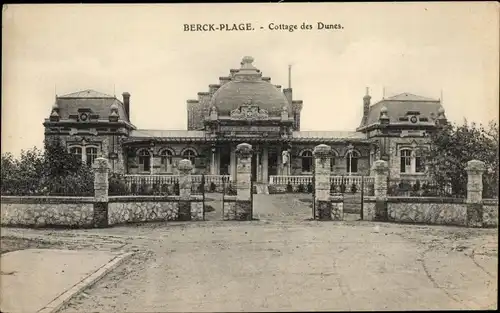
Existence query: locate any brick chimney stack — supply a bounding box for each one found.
[362,87,371,124]
[122,92,130,121]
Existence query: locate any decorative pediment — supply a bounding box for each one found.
[230,98,269,120]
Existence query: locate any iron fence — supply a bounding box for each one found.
[386,178,462,198]
[109,175,180,196]
[329,176,375,196]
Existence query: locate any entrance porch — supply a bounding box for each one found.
[210,144,291,183]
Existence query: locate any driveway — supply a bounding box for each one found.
[1,195,497,312]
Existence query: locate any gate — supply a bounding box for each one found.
[330,175,374,221]
[312,163,316,219]
[221,176,236,220]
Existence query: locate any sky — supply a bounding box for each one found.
[2,2,499,156]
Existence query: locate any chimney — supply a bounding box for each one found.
[122,92,131,121]
[363,87,371,123]
[283,88,292,105]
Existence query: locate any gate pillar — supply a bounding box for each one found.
[466,160,486,227]
[178,159,194,221]
[372,160,388,221]
[313,144,336,220]
[235,143,253,220]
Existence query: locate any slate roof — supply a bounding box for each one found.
[130,129,206,138]
[210,57,291,116]
[54,89,129,122]
[362,92,442,127]
[292,131,366,139]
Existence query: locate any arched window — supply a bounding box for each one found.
[160,149,174,173]
[85,146,98,166]
[138,149,151,173]
[301,150,313,173]
[346,150,360,174]
[330,150,338,172]
[182,148,197,165]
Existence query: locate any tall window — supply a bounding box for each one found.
[330,151,338,172]
[160,149,173,173]
[138,149,151,172]
[400,148,425,174]
[415,151,425,173]
[182,149,196,165]
[69,146,82,160]
[85,147,98,166]
[68,145,98,165]
[301,150,313,173]
[400,149,412,173]
[346,150,359,174]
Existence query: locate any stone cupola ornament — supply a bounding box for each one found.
[109,102,120,122]
[379,105,390,124]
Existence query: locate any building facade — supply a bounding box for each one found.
[43,56,448,183]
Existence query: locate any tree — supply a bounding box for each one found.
[425,120,498,198]
[1,139,94,196]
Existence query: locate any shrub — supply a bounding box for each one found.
[340,183,346,193]
[286,183,293,193]
[297,184,305,193]
[307,182,313,193]
[350,183,357,193]
[209,182,217,192]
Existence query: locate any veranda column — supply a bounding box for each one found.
[230,145,236,180]
[466,160,486,227]
[256,147,261,183]
[235,143,253,220]
[313,144,333,220]
[372,160,389,221]
[177,159,193,221]
[277,146,282,175]
[210,146,216,175]
[262,146,269,183]
[93,157,110,228]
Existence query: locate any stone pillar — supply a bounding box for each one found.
[277,146,282,175]
[262,146,269,183]
[466,160,486,227]
[313,144,333,220]
[210,146,216,175]
[230,145,236,180]
[92,157,110,228]
[178,159,193,221]
[372,160,389,221]
[235,143,253,220]
[256,148,261,182]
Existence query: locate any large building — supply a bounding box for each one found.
[44,56,448,184]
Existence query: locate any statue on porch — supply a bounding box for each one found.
[282,150,290,176]
[282,150,290,165]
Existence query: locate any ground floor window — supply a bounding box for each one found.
[138,149,151,172]
[346,150,359,174]
[301,150,313,173]
[68,145,99,166]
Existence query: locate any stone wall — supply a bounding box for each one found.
[107,197,179,225]
[331,197,343,221]
[0,196,94,228]
[483,199,499,228]
[386,197,467,226]
[222,196,237,220]
[362,199,376,221]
